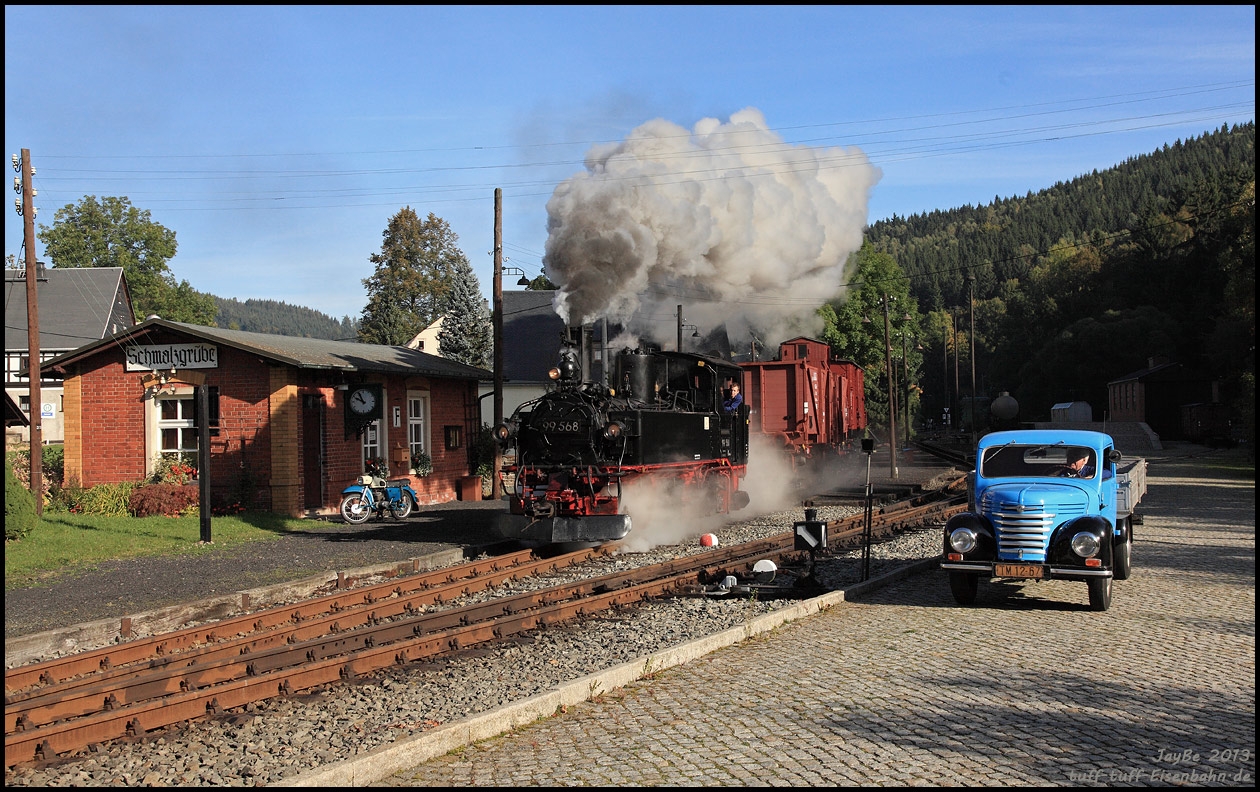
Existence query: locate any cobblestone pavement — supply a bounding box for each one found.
[376,451,1255,787]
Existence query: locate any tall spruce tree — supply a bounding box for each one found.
[359,208,461,346]
[437,257,491,368]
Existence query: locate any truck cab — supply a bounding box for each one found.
[940,429,1145,611]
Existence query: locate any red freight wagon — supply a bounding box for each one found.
[740,337,866,467]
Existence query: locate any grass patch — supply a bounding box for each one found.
[4,512,314,589]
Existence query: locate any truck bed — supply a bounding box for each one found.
[1116,458,1147,517]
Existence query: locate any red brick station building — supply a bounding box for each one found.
[42,319,492,516]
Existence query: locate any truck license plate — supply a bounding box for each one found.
[994,563,1045,579]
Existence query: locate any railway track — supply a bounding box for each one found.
[5,479,966,769]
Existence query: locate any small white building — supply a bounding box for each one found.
[1051,401,1094,422]
[4,266,136,445]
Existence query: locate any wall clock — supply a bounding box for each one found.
[349,386,378,415]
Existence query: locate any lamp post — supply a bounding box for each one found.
[901,332,911,447]
[941,319,950,435]
[967,273,977,449]
[881,295,898,480]
[952,309,960,435]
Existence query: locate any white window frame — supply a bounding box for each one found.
[145,387,198,475]
[361,419,383,469]
[407,391,430,466]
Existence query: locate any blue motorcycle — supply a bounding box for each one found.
[340,462,419,524]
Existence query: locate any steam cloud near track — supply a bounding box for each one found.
[543,107,881,349]
[615,435,872,553]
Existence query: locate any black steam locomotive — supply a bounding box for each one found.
[493,340,751,545]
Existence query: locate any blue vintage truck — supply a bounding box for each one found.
[939,429,1147,611]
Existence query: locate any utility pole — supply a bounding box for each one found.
[675,304,683,352]
[16,149,42,515]
[882,295,898,480]
[491,188,504,499]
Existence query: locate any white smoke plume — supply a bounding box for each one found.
[544,107,881,349]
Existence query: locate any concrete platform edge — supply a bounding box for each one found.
[284,556,942,787]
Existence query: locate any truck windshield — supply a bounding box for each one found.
[980,445,1096,479]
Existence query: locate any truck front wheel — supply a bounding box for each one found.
[1087,577,1112,611]
[949,572,978,606]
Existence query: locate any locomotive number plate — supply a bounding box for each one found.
[994,563,1045,579]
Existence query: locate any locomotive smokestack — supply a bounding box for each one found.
[543,107,881,348]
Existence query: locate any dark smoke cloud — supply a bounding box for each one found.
[543,108,881,348]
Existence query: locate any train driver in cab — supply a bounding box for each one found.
[723,382,743,414]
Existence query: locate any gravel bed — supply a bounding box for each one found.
[4,503,946,787]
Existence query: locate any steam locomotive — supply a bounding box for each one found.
[492,341,751,545]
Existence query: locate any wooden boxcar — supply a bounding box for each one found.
[739,337,866,465]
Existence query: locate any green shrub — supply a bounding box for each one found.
[41,443,65,483]
[78,481,138,517]
[471,423,497,477]
[5,458,39,541]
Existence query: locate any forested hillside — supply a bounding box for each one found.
[865,122,1254,439]
[212,297,359,340]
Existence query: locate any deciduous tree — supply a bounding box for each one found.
[37,195,215,324]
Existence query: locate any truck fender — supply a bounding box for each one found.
[1048,515,1113,567]
[1115,515,1133,543]
[942,512,996,560]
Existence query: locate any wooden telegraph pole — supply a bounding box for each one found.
[491,189,504,499]
[17,149,43,515]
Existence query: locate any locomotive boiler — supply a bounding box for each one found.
[493,341,751,546]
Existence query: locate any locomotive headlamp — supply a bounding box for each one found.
[548,367,561,380]
[493,421,517,442]
[602,421,626,440]
[949,526,978,554]
[1071,531,1101,558]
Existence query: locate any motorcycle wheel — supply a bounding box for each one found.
[340,494,372,524]
[389,495,413,520]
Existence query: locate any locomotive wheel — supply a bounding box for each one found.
[340,494,372,525]
[948,572,978,606]
[388,495,413,520]
[1087,576,1112,612]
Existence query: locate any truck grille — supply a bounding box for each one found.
[982,492,1088,557]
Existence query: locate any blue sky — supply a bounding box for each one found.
[5,5,1255,325]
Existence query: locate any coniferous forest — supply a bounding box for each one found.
[212,296,359,341]
[866,122,1254,443]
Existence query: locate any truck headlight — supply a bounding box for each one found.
[1071,531,1101,558]
[949,527,977,554]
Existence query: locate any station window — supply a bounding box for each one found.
[157,394,199,468]
[361,420,382,467]
[408,393,430,462]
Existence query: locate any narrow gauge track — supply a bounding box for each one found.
[5,480,966,769]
